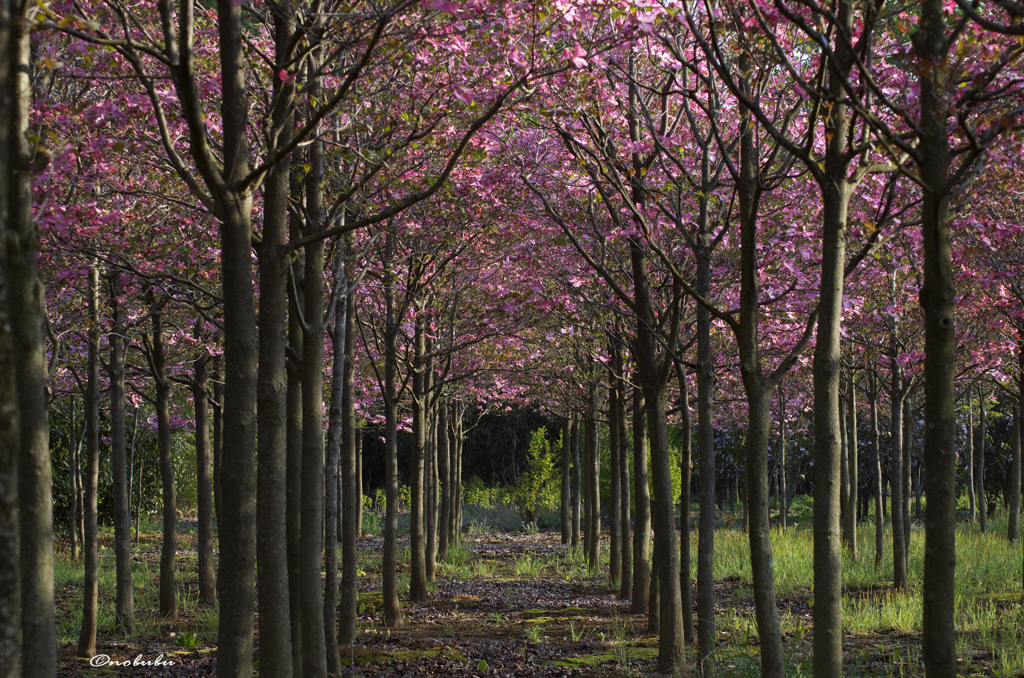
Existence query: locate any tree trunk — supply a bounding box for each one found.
[340,286,359,644]
[560,415,571,545]
[286,226,304,678]
[109,274,135,630]
[631,387,651,615]
[844,377,859,559]
[695,221,717,678]
[917,0,958,667]
[978,386,987,533]
[426,381,438,583]
[323,252,347,674]
[967,389,976,522]
[839,383,848,535]
[192,353,215,606]
[212,1,262,670]
[676,363,693,643]
[69,401,79,562]
[299,112,328,675]
[1008,404,1020,543]
[570,414,581,549]
[584,382,601,569]
[889,358,907,590]
[8,2,55,669]
[607,345,621,587]
[255,6,296,672]
[410,306,429,602]
[77,265,101,658]
[778,389,789,529]
[382,232,403,628]
[902,393,912,560]
[618,365,632,603]
[869,375,884,568]
[0,91,20,671]
[151,292,178,620]
[439,403,452,558]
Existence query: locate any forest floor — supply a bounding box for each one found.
[53,509,1024,677]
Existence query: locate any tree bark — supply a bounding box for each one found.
[570,414,581,549]
[584,382,601,570]
[676,363,693,643]
[109,274,135,630]
[192,352,215,606]
[977,386,987,532]
[439,403,452,558]
[618,363,632,603]
[77,265,101,658]
[340,286,359,644]
[255,5,297,674]
[631,387,650,616]
[382,231,403,628]
[695,211,717,678]
[889,359,907,590]
[967,388,976,522]
[560,415,571,545]
[8,1,55,669]
[869,375,883,568]
[151,291,178,620]
[410,304,429,602]
[286,219,304,678]
[299,104,328,675]
[916,1,958,669]
[607,343,622,587]
[1009,404,1020,543]
[323,251,347,673]
[844,376,859,559]
[0,55,20,666]
[69,401,80,562]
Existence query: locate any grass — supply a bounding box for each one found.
[52,500,1023,678]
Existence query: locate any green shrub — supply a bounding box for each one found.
[511,429,559,526]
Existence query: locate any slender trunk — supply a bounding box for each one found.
[839,383,848,534]
[439,403,452,558]
[736,110,785,677]
[212,357,223,536]
[978,386,987,532]
[778,389,788,529]
[286,227,304,678]
[410,306,429,602]
[618,367,632,602]
[77,266,101,658]
[869,376,883,568]
[109,275,134,630]
[648,527,660,633]
[426,381,438,582]
[299,108,328,675]
[1008,404,1020,543]
[584,383,601,568]
[356,431,363,536]
[570,415,581,548]
[967,389,976,521]
[69,401,79,562]
[9,3,55,669]
[151,293,177,620]
[917,0,958,665]
[382,232,403,628]
[193,354,215,606]
[453,405,464,541]
[890,357,907,590]
[902,393,912,559]
[340,287,359,644]
[844,377,859,559]
[0,77,19,670]
[695,227,716,678]
[560,415,571,545]
[255,6,296,673]
[607,347,621,586]
[213,1,261,670]
[631,387,651,615]
[676,363,692,642]
[323,254,347,673]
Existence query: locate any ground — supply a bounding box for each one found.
[53,509,1024,677]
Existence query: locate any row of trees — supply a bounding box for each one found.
[3,1,1024,678]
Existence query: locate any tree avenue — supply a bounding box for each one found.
[1,2,1024,678]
